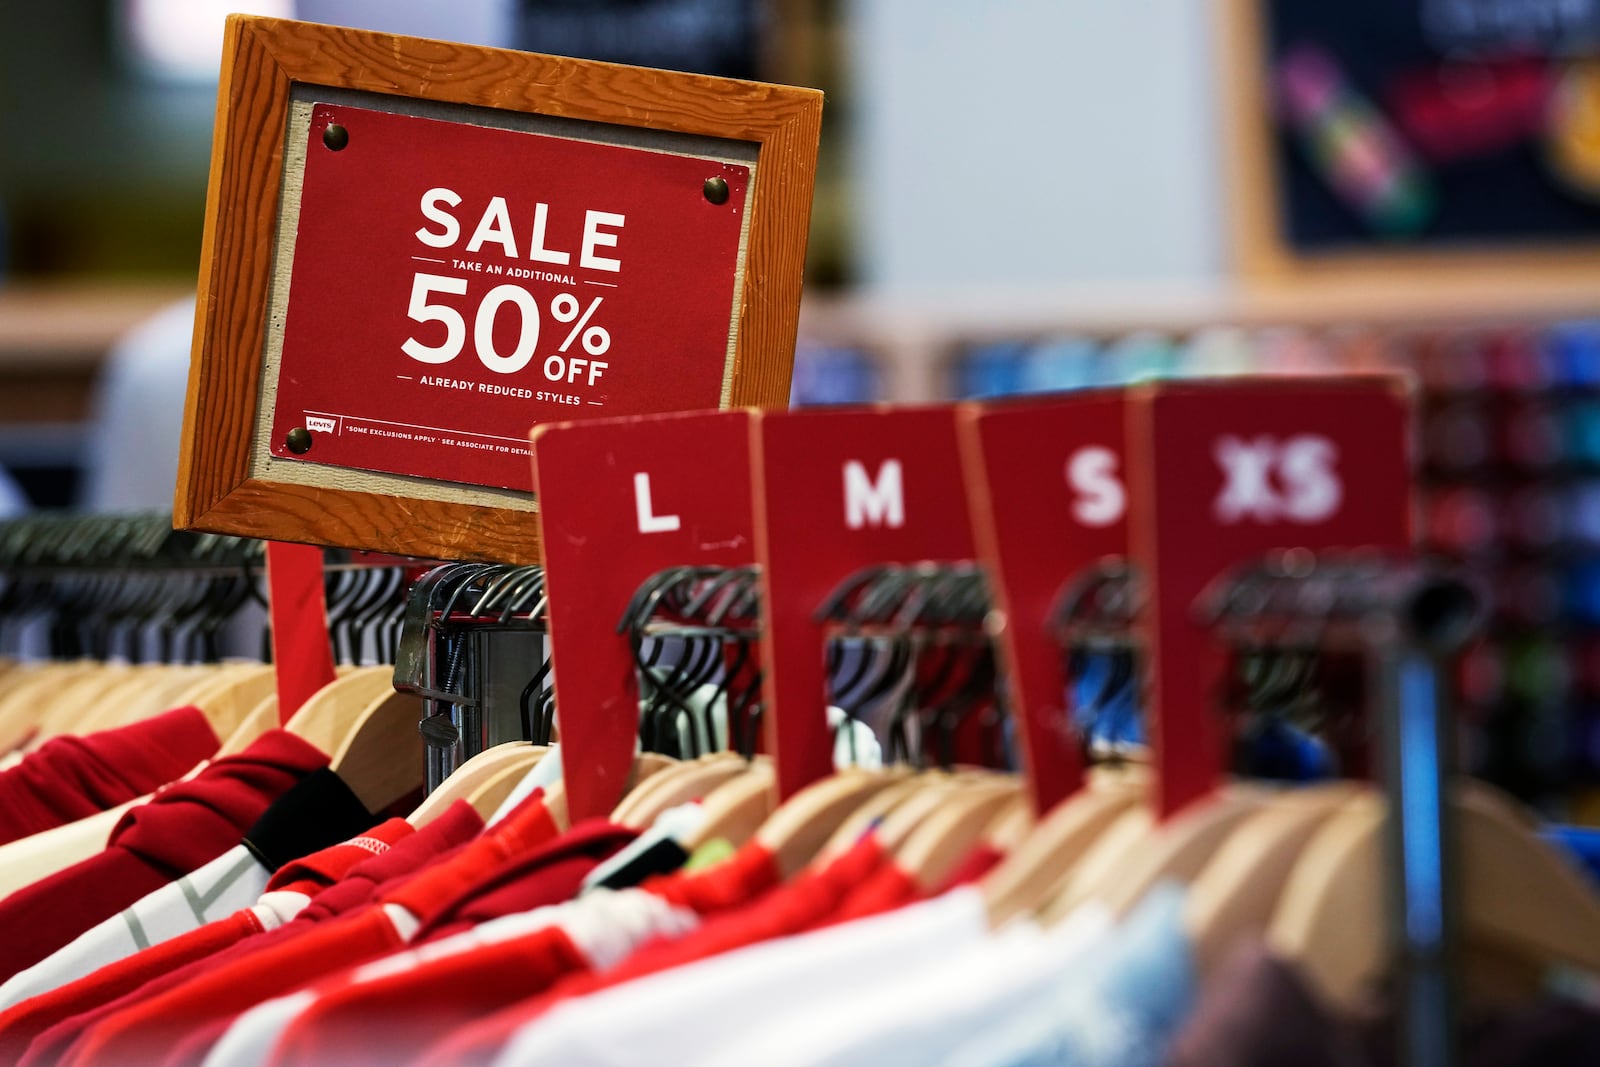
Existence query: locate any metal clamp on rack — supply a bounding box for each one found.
[393,562,549,793]
[1199,550,1487,1067]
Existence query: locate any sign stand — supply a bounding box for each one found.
[176,16,821,564]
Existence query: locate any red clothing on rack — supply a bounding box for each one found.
[0,705,218,845]
[409,835,888,1067]
[159,818,642,1067]
[0,818,414,1062]
[56,797,562,1067]
[16,803,482,1067]
[256,836,783,1067]
[0,730,325,982]
[410,819,640,943]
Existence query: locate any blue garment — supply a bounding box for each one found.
[1071,652,1144,754]
[1544,825,1600,889]
[1236,717,1335,783]
[939,883,1196,1067]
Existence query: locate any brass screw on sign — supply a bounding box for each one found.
[703,177,730,205]
[322,124,349,151]
[285,427,313,454]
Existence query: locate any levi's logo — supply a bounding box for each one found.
[1212,435,1341,524]
[305,415,337,434]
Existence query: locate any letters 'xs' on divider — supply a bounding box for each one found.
[752,406,976,801]
[1127,377,1413,819]
[958,392,1130,817]
[534,410,763,822]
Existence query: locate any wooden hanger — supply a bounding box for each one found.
[464,755,550,820]
[980,767,1147,927]
[27,662,145,739]
[754,768,907,879]
[813,772,925,864]
[684,760,779,850]
[1269,783,1600,1013]
[216,693,280,757]
[408,741,543,825]
[1051,785,1270,924]
[830,773,969,858]
[280,666,395,755]
[186,665,278,748]
[610,752,734,826]
[100,664,217,730]
[71,663,271,745]
[326,685,426,813]
[0,661,123,752]
[979,793,1036,854]
[615,753,751,830]
[544,751,674,834]
[1184,781,1363,978]
[1037,803,1154,923]
[894,777,1021,892]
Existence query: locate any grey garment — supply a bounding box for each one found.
[1163,940,1600,1067]
[1162,941,1366,1067]
[0,465,25,516]
[79,295,196,512]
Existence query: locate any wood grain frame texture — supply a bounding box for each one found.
[1216,0,1600,284]
[175,16,822,565]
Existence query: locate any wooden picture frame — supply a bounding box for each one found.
[1216,0,1600,286]
[175,15,821,564]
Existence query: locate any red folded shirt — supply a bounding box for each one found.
[59,798,565,1067]
[19,803,483,1067]
[0,817,414,1062]
[0,729,326,983]
[256,820,644,1067]
[0,705,219,845]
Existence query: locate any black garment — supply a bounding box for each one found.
[241,768,380,872]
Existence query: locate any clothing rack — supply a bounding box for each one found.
[618,564,763,760]
[0,513,264,662]
[1201,551,1487,1067]
[815,562,997,770]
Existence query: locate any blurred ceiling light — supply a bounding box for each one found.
[117,0,295,83]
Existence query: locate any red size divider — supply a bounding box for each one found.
[265,541,337,724]
[753,406,976,801]
[534,410,759,822]
[958,391,1129,817]
[1127,377,1413,820]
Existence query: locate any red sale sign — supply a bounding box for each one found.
[269,103,749,492]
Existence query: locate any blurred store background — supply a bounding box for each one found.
[3,0,1600,815]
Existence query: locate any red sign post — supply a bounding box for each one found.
[534,410,758,821]
[272,104,750,493]
[1127,378,1413,819]
[958,392,1129,817]
[752,407,976,800]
